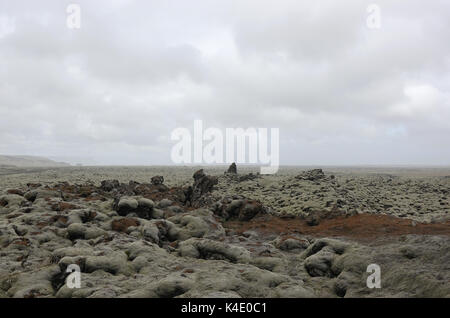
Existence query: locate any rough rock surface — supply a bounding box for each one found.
[226,163,237,174]
[0,166,449,298]
[184,169,219,208]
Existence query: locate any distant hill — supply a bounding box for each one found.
[0,155,70,167]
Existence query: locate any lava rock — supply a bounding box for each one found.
[100,180,120,192]
[151,176,164,186]
[296,169,326,181]
[113,196,155,219]
[226,162,237,174]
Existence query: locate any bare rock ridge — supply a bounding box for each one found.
[0,155,70,168]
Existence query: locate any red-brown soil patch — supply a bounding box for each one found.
[81,211,97,222]
[83,196,106,202]
[111,217,140,233]
[7,189,24,196]
[36,221,50,229]
[51,202,78,211]
[224,213,450,241]
[141,187,187,204]
[50,215,69,224]
[46,183,99,200]
[13,238,31,246]
[183,268,195,273]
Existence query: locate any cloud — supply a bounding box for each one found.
[0,0,449,165]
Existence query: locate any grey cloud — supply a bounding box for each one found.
[0,0,449,165]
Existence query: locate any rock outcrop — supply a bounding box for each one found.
[226,162,237,174]
[184,169,218,207]
[295,169,326,181]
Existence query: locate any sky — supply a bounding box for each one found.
[0,0,449,166]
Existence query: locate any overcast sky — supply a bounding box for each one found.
[1,0,449,165]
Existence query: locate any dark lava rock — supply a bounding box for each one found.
[191,169,218,204]
[113,197,155,219]
[100,180,120,192]
[238,200,266,221]
[128,180,140,189]
[24,191,37,202]
[305,214,320,226]
[226,162,237,174]
[304,205,356,226]
[151,176,164,186]
[296,169,326,181]
[238,173,259,182]
[7,189,24,196]
[216,198,266,221]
